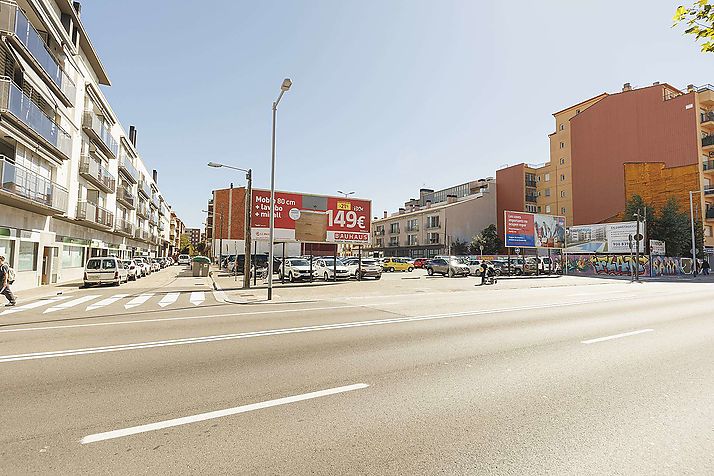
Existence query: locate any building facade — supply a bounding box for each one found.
[367,179,497,258]
[497,82,714,252]
[0,0,177,291]
[185,228,201,249]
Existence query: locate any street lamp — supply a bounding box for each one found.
[338,190,355,198]
[268,78,292,301]
[689,190,703,276]
[207,162,253,288]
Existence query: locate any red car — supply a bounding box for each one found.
[413,258,428,268]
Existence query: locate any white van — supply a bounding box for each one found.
[84,257,127,287]
[178,254,191,265]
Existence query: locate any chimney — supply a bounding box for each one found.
[398,207,406,214]
[73,1,81,15]
[129,125,137,147]
[652,81,659,86]
[446,194,457,204]
[622,83,632,92]
[688,84,695,93]
[426,200,432,208]
[152,169,158,184]
[383,211,387,218]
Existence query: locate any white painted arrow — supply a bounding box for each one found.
[87,294,129,311]
[157,292,179,308]
[189,291,205,306]
[44,295,99,314]
[0,296,67,316]
[124,293,154,309]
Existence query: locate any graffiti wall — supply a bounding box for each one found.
[565,254,650,276]
[650,256,693,276]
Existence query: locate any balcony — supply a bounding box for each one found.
[116,185,135,209]
[388,228,400,235]
[525,179,537,187]
[138,180,151,199]
[406,225,419,232]
[428,238,440,244]
[707,208,714,220]
[703,135,714,148]
[0,155,67,213]
[76,201,114,229]
[0,3,76,105]
[374,229,385,236]
[526,194,538,203]
[159,203,169,217]
[151,194,160,209]
[115,218,134,237]
[704,160,714,172]
[705,185,714,196]
[0,78,72,159]
[134,228,148,241]
[426,223,441,229]
[136,200,149,219]
[149,212,158,225]
[79,154,116,193]
[118,152,139,184]
[82,110,118,158]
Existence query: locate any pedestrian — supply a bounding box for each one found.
[703,259,710,276]
[0,255,16,307]
[478,262,488,286]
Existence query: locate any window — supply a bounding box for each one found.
[559,124,564,131]
[0,239,14,264]
[706,226,712,237]
[560,158,565,165]
[428,233,440,244]
[61,245,85,269]
[427,216,440,228]
[390,223,399,234]
[561,207,566,214]
[559,142,565,149]
[537,206,542,212]
[526,204,537,212]
[560,174,566,181]
[544,173,550,182]
[544,188,551,197]
[407,235,418,245]
[18,241,38,271]
[545,205,551,213]
[560,191,566,198]
[407,219,418,231]
[576,109,580,114]
[376,239,383,247]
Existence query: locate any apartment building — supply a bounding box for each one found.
[367,179,496,258]
[497,81,714,253]
[169,210,184,256]
[0,0,177,290]
[185,228,201,249]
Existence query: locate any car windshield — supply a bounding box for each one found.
[323,259,336,266]
[289,259,310,267]
[362,260,377,265]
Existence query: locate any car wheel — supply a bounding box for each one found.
[515,269,523,276]
[448,268,454,278]
[388,267,395,272]
[427,268,434,276]
[408,267,413,272]
[375,275,381,280]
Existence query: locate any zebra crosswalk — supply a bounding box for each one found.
[0,291,223,317]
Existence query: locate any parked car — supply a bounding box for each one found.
[178,254,191,265]
[342,258,383,279]
[122,259,138,281]
[84,257,127,287]
[133,257,150,276]
[425,257,470,277]
[494,257,537,276]
[413,258,429,268]
[313,257,351,280]
[151,259,161,272]
[278,257,314,282]
[537,257,561,274]
[467,258,484,276]
[382,257,414,272]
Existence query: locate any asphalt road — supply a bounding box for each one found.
[0,267,712,475]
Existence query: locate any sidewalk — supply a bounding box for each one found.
[4,279,83,305]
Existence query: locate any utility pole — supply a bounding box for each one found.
[243,170,252,288]
[689,190,698,277]
[635,208,641,283]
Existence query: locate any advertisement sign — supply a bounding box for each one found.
[650,239,666,256]
[504,211,566,249]
[250,189,371,243]
[565,221,644,254]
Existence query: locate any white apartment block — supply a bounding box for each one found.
[367,178,497,258]
[0,0,177,291]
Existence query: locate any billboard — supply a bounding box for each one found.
[564,221,643,254]
[504,211,566,248]
[250,189,371,244]
[650,239,666,256]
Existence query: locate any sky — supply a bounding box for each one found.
[81,0,714,228]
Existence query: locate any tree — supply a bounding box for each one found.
[195,242,207,255]
[451,238,469,255]
[470,224,501,255]
[179,234,191,255]
[623,195,655,224]
[649,197,692,257]
[674,2,714,52]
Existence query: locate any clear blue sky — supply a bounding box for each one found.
[82,0,714,228]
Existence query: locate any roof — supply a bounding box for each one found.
[552,92,608,116]
[57,0,111,86]
[373,191,490,224]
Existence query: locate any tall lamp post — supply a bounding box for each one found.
[208,162,253,289]
[268,78,292,301]
[689,190,702,276]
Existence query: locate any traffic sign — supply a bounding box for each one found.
[634,233,644,241]
[515,247,521,255]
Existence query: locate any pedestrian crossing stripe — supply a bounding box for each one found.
[44,295,100,314]
[0,296,67,316]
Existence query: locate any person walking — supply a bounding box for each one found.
[703,259,710,276]
[0,255,16,307]
[478,262,488,286]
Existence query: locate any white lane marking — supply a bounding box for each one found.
[0,298,656,363]
[581,328,654,344]
[86,294,129,311]
[212,290,226,303]
[80,383,369,444]
[124,293,155,309]
[189,292,204,306]
[157,293,180,308]
[0,296,68,316]
[44,295,100,314]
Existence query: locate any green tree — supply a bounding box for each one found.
[674,2,714,52]
[470,224,501,255]
[179,234,191,255]
[195,242,207,255]
[650,197,693,257]
[451,238,469,255]
[623,195,656,224]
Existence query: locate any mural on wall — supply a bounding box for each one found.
[650,256,693,276]
[565,254,650,276]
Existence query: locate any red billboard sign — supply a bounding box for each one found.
[250,189,371,243]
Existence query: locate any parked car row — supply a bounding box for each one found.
[83,256,174,287]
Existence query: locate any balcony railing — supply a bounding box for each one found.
[118,152,139,183]
[149,212,158,225]
[0,3,76,103]
[707,208,714,220]
[525,180,537,187]
[76,201,114,228]
[79,154,116,192]
[703,135,714,148]
[526,194,538,203]
[151,194,160,209]
[159,203,169,216]
[388,228,400,234]
[406,225,419,232]
[704,160,714,171]
[426,223,441,229]
[116,185,135,209]
[0,155,67,212]
[374,229,385,236]
[134,228,147,241]
[428,239,440,244]
[136,200,149,219]
[115,218,134,236]
[705,185,714,196]
[82,110,118,158]
[702,112,714,124]
[138,180,151,198]
[0,78,72,158]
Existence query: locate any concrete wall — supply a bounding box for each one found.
[496,164,525,240]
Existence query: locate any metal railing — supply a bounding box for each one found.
[525,180,537,187]
[702,112,714,124]
[0,78,72,157]
[526,194,538,203]
[0,155,67,211]
[79,153,116,192]
[703,135,714,147]
[0,3,76,102]
[426,223,441,229]
[117,185,135,208]
[406,225,419,232]
[387,242,399,247]
[115,218,134,235]
[707,208,714,220]
[705,185,714,195]
[138,180,151,198]
[76,201,114,228]
[134,228,147,241]
[82,110,118,158]
[703,160,714,171]
[136,200,149,218]
[388,228,400,234]
[118,151,139,183]
[374,229,385,236]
